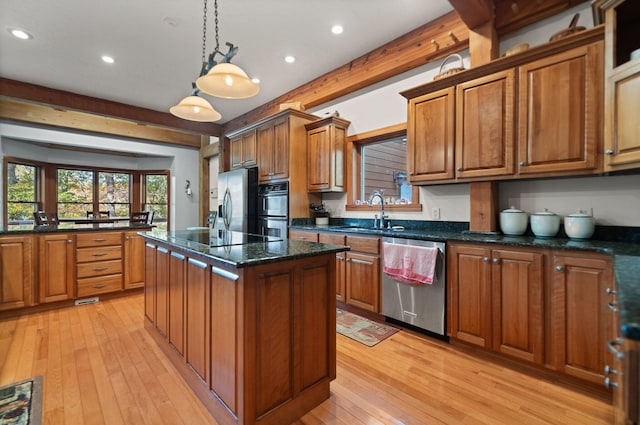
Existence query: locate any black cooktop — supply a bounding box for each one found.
[171,229,281,247]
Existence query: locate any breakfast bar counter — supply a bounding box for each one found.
[139,229,348,425]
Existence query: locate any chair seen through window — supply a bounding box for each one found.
[34,211,59,226]
[130,211,151,224]
[87,211,109,218]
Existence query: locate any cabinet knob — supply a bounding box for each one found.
[519,161,525,166]
[604,365,618,376]
[483,257,490,263]
[605,149,613,156]
[409,172,414,176]
[492,258,500,264]
[606,287,617,295]
[456,167,462,172]
[608,339,625,359]
[67,239,73,244]
[555,265,564,272]
[604,377,618,389]
[608,301,619,312]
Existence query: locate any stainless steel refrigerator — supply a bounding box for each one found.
[217,167,258,234]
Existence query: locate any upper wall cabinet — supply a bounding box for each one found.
[306,116,351,192]
[229,129,256,170]
[599,0,640,172]
[401,27,605,185]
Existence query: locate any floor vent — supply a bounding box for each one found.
[75,297,99,306]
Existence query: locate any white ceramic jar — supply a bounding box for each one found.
[564,210,595,239]
[500,206,528,236]
[530,208,560,238]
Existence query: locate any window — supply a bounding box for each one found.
[346,124,421,212]
[6,162,38,224]
[99,172,131,217]
[144,173,169,230]
[57,168,94,218]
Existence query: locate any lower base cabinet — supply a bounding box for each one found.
[448,242,614,385]
[0,235,34,311]
[38,233,74,303]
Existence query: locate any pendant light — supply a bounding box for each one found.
[170,0,223,122]
[195,0,260,99]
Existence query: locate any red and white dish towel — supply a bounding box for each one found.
[382,242,438,286]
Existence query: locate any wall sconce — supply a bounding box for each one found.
[185,180,192,196]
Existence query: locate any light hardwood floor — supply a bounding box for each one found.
[0,294,613,424]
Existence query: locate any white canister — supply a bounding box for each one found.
[564,210,595,239]
[530,208,560,238]
[500,206,528,236]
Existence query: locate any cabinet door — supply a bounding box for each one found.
[124,231,145,289]
[407,87,455,183]
[0,235,34,311]
[456,69,515,179]
[605,62,640,171]
[307,125,331,191]
[168,252,186,356]
[272,117,290,180]
[517,42,603,175]
[144,242,157,322]
[491,249,544,363]
[185,258,210,383]
[242,129,257,167]
[38,234,74,303]
[345,252,380,312]
[257,122,275,181]
[155,246,169,337]
[230,135,243,169]
[551,253,614,384]
[448,243,492,348]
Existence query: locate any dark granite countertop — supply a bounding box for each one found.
[140,229,349,269]
[0,223,153,234]
[290,219,640,341]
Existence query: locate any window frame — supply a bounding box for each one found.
[4,158,43,225]
[345,123,421,212]
[142,171,170,230]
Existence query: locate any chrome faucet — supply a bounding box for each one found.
[368,190,386,228]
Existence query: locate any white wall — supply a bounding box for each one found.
[0,122,200,230]
[308,4,640,227]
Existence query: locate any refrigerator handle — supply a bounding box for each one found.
[222,188,232,230]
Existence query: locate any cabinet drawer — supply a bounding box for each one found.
[77,259,122,278]
[76,232,122,248]
[318,233,346,245]
[77,246,122,263]
[77,274,122,297]
[346,235,380,255]
[289,229,319,242]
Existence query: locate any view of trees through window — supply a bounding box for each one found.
[99,172,131,217]
[7,162,37,224]
[57,169,94,218]
[145,174,168,230]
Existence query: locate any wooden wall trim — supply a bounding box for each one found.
[0,78,222,136]
[0,97,203,148]
[223,11,470,133]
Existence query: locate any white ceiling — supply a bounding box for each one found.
[0,0,454,124]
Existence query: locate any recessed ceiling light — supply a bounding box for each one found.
[101,55,115,64]
[331,25,343,35]
[9,28,32,40]
[285,56,295,64]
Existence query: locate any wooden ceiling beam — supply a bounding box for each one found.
[0,77,222,137]
[449,0,494,29]
[224,11,470,133]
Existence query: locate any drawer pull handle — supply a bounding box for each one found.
[607,301,618,312]
[92,267,108,271]
[606,287,617,295]
[93,238,107,242]
[607,339,624,359]
[604,365,618,376]
[92,253,108,257]
[92,284,108,288]
[604,377,618,389]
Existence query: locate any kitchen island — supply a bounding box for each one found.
[139,229,349,425]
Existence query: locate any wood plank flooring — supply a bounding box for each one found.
[0,294,613,424]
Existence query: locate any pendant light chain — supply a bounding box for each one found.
[214,0,220,52]
[201,0,208,64]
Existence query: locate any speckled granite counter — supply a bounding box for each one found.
[290,219,640,341]
[140,229,349,268]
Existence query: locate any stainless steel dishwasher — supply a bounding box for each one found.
[381,237,446,337]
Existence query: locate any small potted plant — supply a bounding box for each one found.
[310,203,329,225]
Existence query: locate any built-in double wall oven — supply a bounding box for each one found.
[257,182,289,239]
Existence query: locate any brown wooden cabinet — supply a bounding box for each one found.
[407,87,455,183]
[229,128,256,169]
[601,0,640,172]
[517,42,603,176]
[551,251,614,385]
[306,116,350,192]
[144,241,157,322]
[288,228,319,242]
[76,232,123,297]
[319,232,347,302]
[344,235,380,313]
[185,258,210,383]
[256,116,290,182]
[168,251,186,356]
[448,243,545,364]
[456,69,516,180]
[123,230,145,289]
[155,246,170,338]
[38,233,74,303]
[0,235,34,311]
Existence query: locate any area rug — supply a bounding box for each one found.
[336,308,399,347]
[0,376,42,425]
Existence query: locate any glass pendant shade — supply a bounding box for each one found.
[169,95,222,122]
[196,63,260,99]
